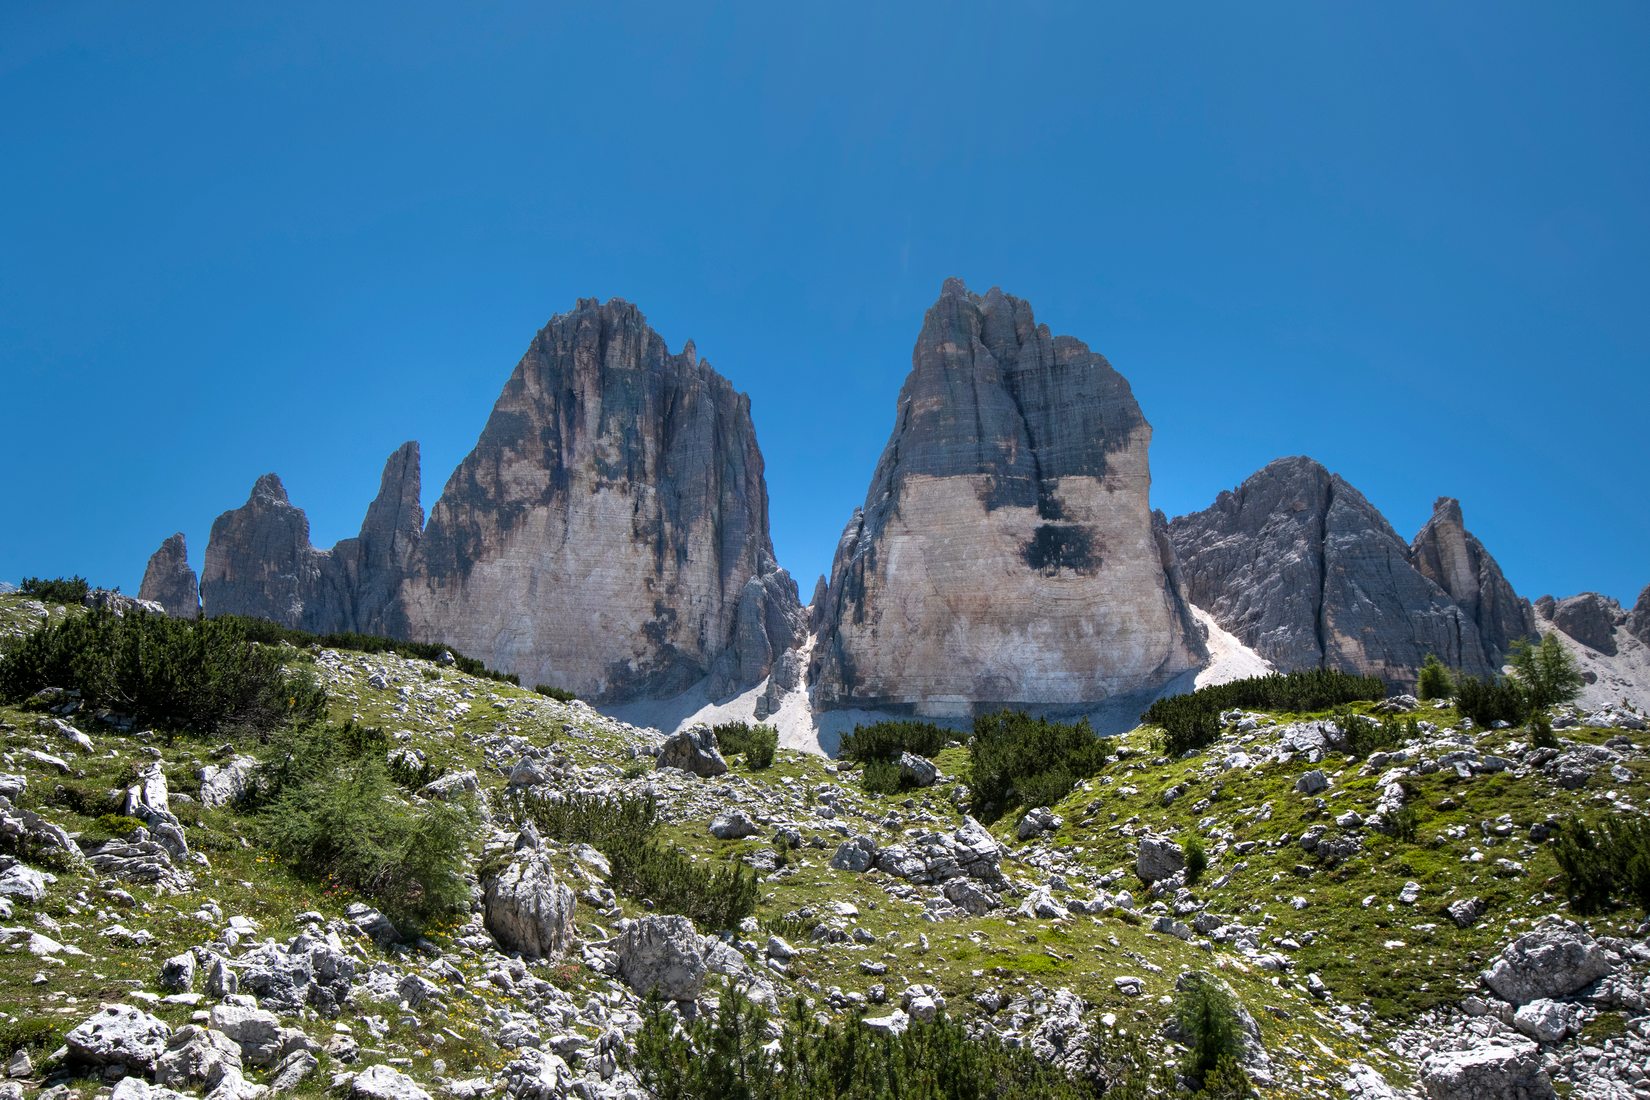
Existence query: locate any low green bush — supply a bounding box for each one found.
[1417,653,1454,701]
[969,711,1107,823]
[1144,670,1385,757]
[220,615,519,685]
[1553,815,1650,914]
[17,576,90,603]
[1184,834,1208,885]
[1175,974,1254,1097]
[514,791,757,930]
[712,722,779,770]
[837,719,953,764]
[631,982,1108,1099]
[1455,676,1529,728]
[0,607,326,738]
[254,721,474,933]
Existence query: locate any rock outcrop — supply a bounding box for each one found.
[137,533,199,619]
[811,279,1206,715]
[400,298,801,701]
[1540,592,1623,656]
[1168,457,1505,685]
[1628,585,1650,646]
[1409,497,1538,666]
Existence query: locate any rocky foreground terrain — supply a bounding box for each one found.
[2,590,1648,1099]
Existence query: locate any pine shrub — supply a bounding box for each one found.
[0,606,326,737]
[1184,834,1208,886]
[837,719,953,764]
[712,722,779,770]
[630,982,1107,1099]
[1175,974,1253,1096]
[253,721,473,933]
[514,791,757,930]
[969,711,1107,823]
[1552,815,1650,914]
[1454,676,1529,728]
[1143,670,1385,757]
[17,576,91,603]
[1417,653,1454,701]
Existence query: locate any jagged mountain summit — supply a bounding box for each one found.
[154,297,801,704]
[1166,457,1536,686]
[810,278,1207,715]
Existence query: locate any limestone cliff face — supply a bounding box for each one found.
[1167,457,1500,685]
[401,298,800,702]
[1409,496,1539,667]
[137,533,199,619]
[811,279,1206,715]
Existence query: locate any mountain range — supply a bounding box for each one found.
[137,281,1650,740]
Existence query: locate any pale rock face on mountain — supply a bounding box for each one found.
[401,297,800,702]
[137,533,199,619]
[1409,496,1539,666]
[811,279,1206,715]
[1167,457,1500,685]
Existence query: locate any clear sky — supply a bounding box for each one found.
[3,3,1646,607]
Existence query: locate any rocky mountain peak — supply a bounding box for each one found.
[812,279,1205,714]
[400,296,800,701]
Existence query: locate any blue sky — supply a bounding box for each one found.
[3,2,1646,606]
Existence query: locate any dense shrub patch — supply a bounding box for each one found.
[17,576,91,603]
[969,711,1107,823]
[632,982,1110,1099]
[1454,676,1529,728]
[0,607,326,737]
[1553,815,1650,914]
[1143,670,1386,756]
[220,615,521,685]
[515,791,757,930]
[712,722,779,769]
[836,719,954,764]
[534,683,577,702]
[254,721,474,933]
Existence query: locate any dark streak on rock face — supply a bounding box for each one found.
[1022,524,1100,576]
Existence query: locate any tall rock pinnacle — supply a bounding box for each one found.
[400,297,801,701]
[812,279,1206,714]
[1409,496,1538,666]
[137,533,199,619]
